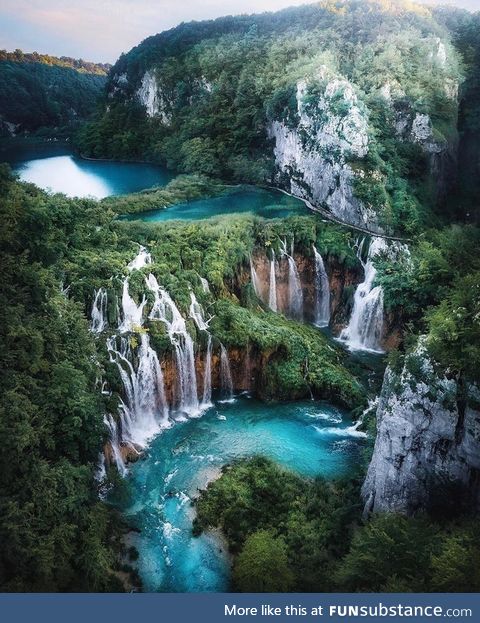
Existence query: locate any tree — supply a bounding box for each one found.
[233,530,294,592]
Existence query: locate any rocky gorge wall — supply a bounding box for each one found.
[268,71,375,231]
[362,340,480,516]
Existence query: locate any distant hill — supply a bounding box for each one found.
[0,49,111,137]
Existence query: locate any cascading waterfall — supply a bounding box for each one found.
[147,274,200,415]
[200,277,210,293]
[250,258,261,299]
[104,414,127,476]
[203,335,213,406]
[313,246,330,327]
[93,247,170,474]
[96,247,238,475]
[268,251,278,312]
[118,279,146,332]
[340,237,386,352]
[287,255,303,320]
[91,288,108,333]
[280,239,303,320]
[127,245,152,271]
[107,333,168,447]
[189,292,213,407]
[220,343,234,401]
[189,292,210,331]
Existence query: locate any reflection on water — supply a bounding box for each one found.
[1,142,172,198]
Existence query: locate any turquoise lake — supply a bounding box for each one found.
[120,188,307,221]
[1,142,173,198]
[113,397,367,592]
[1,142,307,218]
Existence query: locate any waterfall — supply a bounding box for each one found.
[200,277,210,293]
[189,292,210,331]
[107,333,168,447]
[104,414,127,476]
[287,255,303,320]
[219,343,234,401]
[147,274,199,415]
[250,259,261,299]
[118,278,147,333]
[340,237,386,352]
[278,239,303,320]
[189,292,213,407]
[127,245,152,271]
[203,334,213,406]
[268,252,277,312]
[91,288,108,333]
[313,246,330,327]
[95,452,107,482]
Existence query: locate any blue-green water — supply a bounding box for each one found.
[120,188,307,222]
[1,142,172,198]
[2,142,307,219]
[115,397,366,592]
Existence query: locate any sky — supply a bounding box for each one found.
[0,0,477,64]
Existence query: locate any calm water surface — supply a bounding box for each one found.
[120,188,307,221]
[1,142,172,198]
[2,142,307,218]
[113,397,367,592]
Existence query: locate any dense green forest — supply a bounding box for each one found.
[0,50,108,137]
[0,49,110,75]
[0,166,123,590]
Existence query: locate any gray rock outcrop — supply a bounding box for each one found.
[363,339,480,515]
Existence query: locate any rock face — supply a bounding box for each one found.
[269,71,376,230]
[136,70,172,124]
[389,101,457,203]
[363,340,480,515]
[248,249,400,349]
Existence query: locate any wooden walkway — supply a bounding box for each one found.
[272,186,412,243]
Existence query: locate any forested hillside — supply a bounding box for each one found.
[78,0,464,234]
[0,50,109,137]
[0,166,126,590]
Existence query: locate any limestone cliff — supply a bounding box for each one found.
[136,70,172,124]
[362,339,480,515]
[268,71,375,230]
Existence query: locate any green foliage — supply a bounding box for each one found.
[336,514,434,591]
[195,457,480,592]
[426,271,480,381]
[0,52,107,137]
[104,174,229,214]
[374,225,480,384]
[194,457,362,591]
[233,530,294,592]
[436,10,480,218]
[211,301,365,407]
[337,514,480,593]
[0,166,122,591]
[0,49,110,74]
